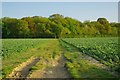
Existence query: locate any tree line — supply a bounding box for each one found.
[1,14,119,38]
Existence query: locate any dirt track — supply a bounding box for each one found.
[28,54,70,78]
[8,57,40,78]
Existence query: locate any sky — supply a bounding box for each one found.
[2,2,118,22]
[1,0,120,2]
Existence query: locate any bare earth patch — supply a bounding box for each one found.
[8,56,40,78]
[28,54,71,78]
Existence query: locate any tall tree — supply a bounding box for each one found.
[97,18,112,35]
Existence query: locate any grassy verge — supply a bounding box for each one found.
[64,52,115,78]
[28,39,61,78]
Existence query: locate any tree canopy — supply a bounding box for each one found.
[1,14,119,38]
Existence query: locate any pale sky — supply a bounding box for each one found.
[2,2,118,22]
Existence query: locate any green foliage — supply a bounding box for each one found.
[1,14,119,38]
[1,39,48,59]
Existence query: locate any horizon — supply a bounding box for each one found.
[2,2,118,22]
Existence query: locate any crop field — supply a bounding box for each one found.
[2,39,51,59]
[62,37,120,71]
[1,37,120,79]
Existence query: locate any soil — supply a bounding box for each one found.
[28,54,71,78]
[8,57,40,78]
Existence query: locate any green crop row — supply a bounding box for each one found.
[62,37,120,72]
[1,39,50,59]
